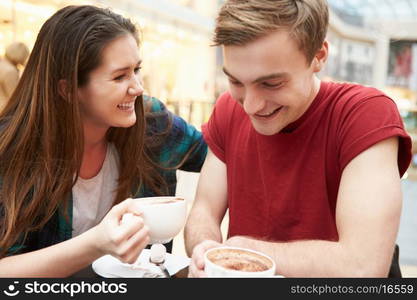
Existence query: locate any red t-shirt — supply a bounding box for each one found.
[202,81,412,242]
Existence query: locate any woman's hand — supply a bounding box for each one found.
[90,198,150,264]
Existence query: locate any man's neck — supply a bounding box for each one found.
[309,76,321,103]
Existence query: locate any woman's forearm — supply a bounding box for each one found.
[0,227,101,277]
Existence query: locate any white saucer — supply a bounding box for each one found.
[92,249,190,278]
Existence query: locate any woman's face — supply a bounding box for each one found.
[77,34,143,132]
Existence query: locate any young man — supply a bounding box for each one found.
[184,0,412,277]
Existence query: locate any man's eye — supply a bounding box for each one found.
[230,80,242,86]
[134,67,142,74]
[262,82,282,88]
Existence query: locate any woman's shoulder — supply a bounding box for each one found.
[143,95,171,133]
[143,95,167,114]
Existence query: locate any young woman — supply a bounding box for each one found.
[0,5,207,277]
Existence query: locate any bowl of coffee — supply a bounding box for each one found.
[204,246,276,277]
[129,196,187,244]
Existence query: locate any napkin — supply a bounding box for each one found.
[92,249,190,278]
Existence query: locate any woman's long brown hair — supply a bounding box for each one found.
[0,5,170,257]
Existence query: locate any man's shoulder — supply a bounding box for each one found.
[328,81,388,99]
[325,81,394,110]
[217,90,244,104]
[214,91,243,116]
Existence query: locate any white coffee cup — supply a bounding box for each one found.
[128,196,187,244]
[204,246,276,277]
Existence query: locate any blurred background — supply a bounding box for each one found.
[0,0,416,277]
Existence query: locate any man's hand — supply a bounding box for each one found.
[188,240,223,277]
[225,236,252,248]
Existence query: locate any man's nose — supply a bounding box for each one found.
[243,91,264,115]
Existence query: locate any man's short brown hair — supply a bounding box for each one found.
[214,0,329,64]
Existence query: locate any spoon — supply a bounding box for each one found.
[149,244,171,278]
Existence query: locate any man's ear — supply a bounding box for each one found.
[312,40,329,73]
[58,79,68,99]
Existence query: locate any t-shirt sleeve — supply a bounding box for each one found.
[201,92,232,162]
[338,94,412,176]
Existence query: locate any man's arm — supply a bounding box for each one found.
[226,137,402,277]
[184,149,228,256]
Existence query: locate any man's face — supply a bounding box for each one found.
[223,30,327,135]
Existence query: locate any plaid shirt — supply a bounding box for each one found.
[5,96,207,255]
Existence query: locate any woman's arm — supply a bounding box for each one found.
[144,96,207,172]
[0,198,149,277]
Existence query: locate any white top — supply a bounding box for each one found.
[72,143,119,237]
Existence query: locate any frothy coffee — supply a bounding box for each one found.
[207,248,272,272]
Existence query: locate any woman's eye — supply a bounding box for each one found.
[114,75,125,81]
[134,67,142,74]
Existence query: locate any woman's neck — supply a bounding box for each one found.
[83,122,108,152]
[80,123,109,179]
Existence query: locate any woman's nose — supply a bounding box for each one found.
[128,76,144,96]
